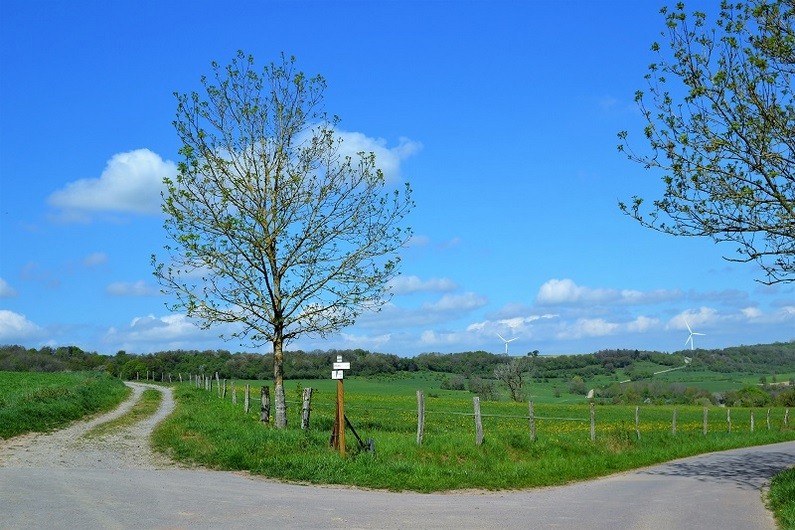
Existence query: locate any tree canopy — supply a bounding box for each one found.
[153,52,414,427]
[619,0,794,284]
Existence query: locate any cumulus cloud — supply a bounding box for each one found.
[48,149,176,218]
[668,307,719,330]
[536,278,680,306]
[104,314,205,349]
[388,275,457,295]
[0,278,18,297]
[106,280,161,297]
[0,310,42,340]
[335,130,422,181]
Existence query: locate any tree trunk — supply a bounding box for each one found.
[273,337,287,428]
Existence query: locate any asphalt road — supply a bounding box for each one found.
[2,440,793,529]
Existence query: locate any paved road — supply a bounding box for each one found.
[1,385,792,529]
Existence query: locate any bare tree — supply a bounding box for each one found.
[618,1,794,284]
[494,358,526,402]
[153,52,413,428]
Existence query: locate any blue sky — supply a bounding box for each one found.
[1,0,792,357]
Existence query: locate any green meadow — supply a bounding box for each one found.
[152,374,795,492]
[0,371,129,439]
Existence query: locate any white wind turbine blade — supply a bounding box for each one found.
[506,337,519,343]
[497,333,507,343]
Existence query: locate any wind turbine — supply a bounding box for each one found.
[684,319,705,351]
[497,333,519,354]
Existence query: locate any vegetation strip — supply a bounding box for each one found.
[0,372,129,440]
[153,382,795,493]
[768,467,795,530]
[84,388,163,439]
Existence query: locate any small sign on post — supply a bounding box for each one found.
[331,355,350,457]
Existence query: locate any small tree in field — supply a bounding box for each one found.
[618,1,794,284]
[153,52,413,428]
[494,358,526,402]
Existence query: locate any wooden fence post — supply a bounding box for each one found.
[785,408,790,428]
[261,386,270,424]
[750,410,755,432]
[634,406,640,440]
[301,387,313,430]
[672,409,677,435]
[416,390,425,445]
[590,402,596,442]
[215,373,221,397]
[727,408,732,433]
[767,409,771,431]
[222,379,227,399]
[231,382,237,405]
[528,401,536,442]
[244,384,250,414]
[473,397,484,446]
[703,407,708,435]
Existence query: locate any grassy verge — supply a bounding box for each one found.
[0,371,129,439]
[153,382,795,492]
[84,388,162,438]
[769,467,795,529]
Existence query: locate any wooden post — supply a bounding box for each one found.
[179,373,183,383]
[528,401,536,442]
[785,408,790,428]
[750,410,755,432]
[590,402,596,442]
[231,382,237,405]
[727,408,732,433]
[301,387,313,430]
[672,409,677,435]
[168,373,172,383]
[634,406,640,440]
[473,396,484,446]
[416,390,425,445]
[767,409,771,431]
[244,384,250,414]
[261,386,270,424]
[222,379,227,399]
[215,372,221,397]
[337,380,346,457]
[136,372,139,381]
[703,407,708,435]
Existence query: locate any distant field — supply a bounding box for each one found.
[0,371,129,439]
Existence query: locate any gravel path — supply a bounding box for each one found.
[0,382,175,470]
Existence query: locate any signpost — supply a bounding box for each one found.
[331,355,349,457]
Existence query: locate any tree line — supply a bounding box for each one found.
[2,341,794,382]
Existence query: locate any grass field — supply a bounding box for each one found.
[0,371,129,439]
[769,467,795,529]
[152,374,795,492]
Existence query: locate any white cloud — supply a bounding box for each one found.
[83,252,108,268]
[105,314,203,346]
[0,278,18,297]
[668,307,719,330]
[48,149,176,217]
[388,275,457,295]
[536,278,680,306]
[0,310,42,340]
[106,280,161,297]
[423,292,487,312]
[340,332,392,349]
[336,130,422,181]
[558,318,619,340]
